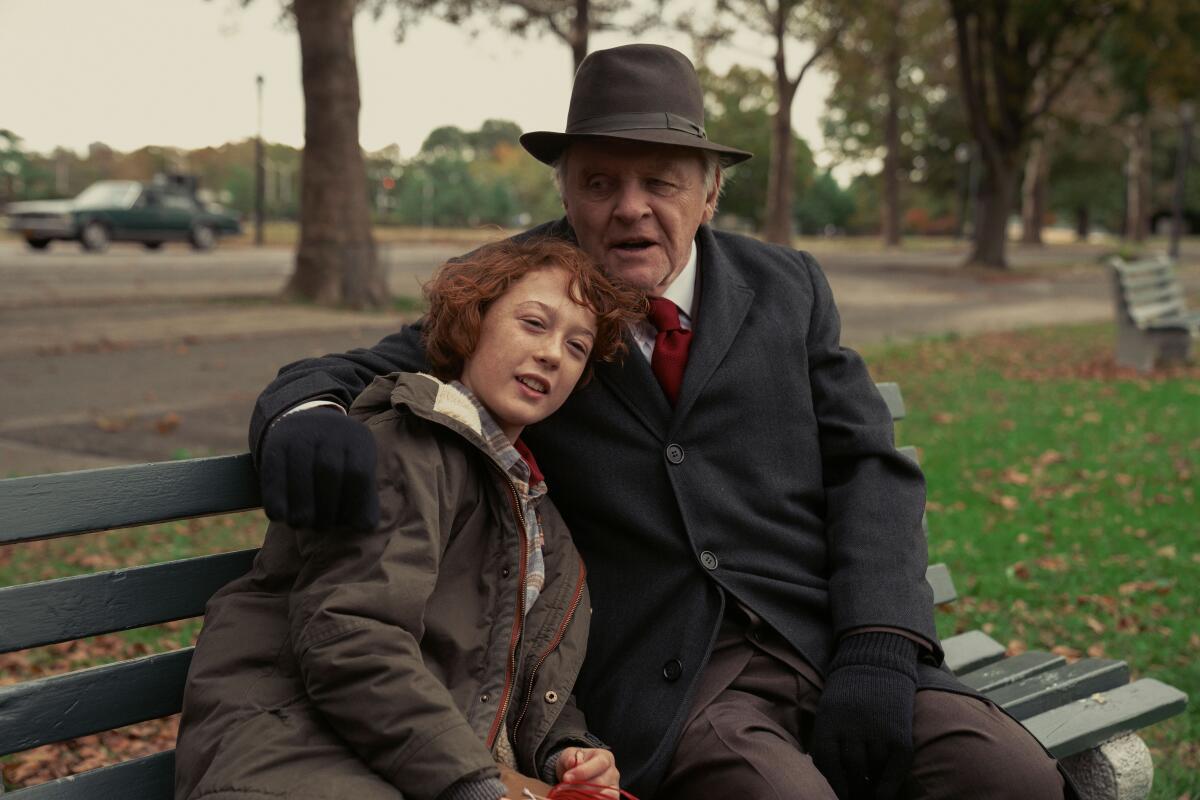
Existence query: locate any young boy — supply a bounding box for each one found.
[175,239,645,800]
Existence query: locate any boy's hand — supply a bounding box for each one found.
[498,764,552,798]
[557,747,620,795]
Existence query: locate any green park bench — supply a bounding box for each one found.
[0,383,1188,799]
[1108,255,1200,372]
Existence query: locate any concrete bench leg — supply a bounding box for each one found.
[1114,325,1161,372]
[1060,733,1153,800]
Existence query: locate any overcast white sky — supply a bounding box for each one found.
[1,0,835,167]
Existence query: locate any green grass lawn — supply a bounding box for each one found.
[866,323,1199,799]
[1,321,1196,794]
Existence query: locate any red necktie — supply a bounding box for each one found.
[648,297,692,406]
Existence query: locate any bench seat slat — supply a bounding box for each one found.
[0,454,260,546]
[987,658,1130,720]
[0,649,192,755]
[957,650,1065,693]
[942,630,1006,675]
[5,750,174,799]
[1145,312,1200,333]
[1023,678,1189,758]
[0,550,258,654]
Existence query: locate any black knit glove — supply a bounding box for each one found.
[811,632,919,800]
[260,407,379,531]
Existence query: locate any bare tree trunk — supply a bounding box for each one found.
[1124,114,1151,243]
[763,6,798,246]
[764,79,798,244]
[1075,205,1090,241]
[1020,137,1048,245]
[569,0,589,74]
[969,152,1018,268]
[288,0,386,309]
[880,0,903,247]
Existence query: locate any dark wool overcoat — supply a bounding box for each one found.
[250,220,968,797]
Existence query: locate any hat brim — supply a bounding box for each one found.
[520,129,753,168]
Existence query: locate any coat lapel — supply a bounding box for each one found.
[673,227,754,427]
[596,330,672,437]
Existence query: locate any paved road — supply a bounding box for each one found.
[1,237,1195,476]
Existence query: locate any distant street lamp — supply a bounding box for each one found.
[954,143,973,239]
[1169,102,1194,260]
[255,74,265,247]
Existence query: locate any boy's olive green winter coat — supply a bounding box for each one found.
[176,373,593,800]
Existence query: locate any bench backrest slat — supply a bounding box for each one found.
[0,454,260,546]
[926,563,957,605]
[0,649,192,756]
[1110,256,1193,331]
[1124,284,1185,309]
[5,750,174,799]
[1129,297,1188,325]
[876,381,905,421]
[0,550,258,653]
[1113,255,1174,276]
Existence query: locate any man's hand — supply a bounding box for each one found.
[556,747,620,796]
[260,407,379,531]
[811,632,918,800]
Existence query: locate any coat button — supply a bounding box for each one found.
[662,659,683,681]
[501,566,511,578]
[480,693,490,703]
[544,690,559,704]
[666,444,685,464]
[700,550,719,570]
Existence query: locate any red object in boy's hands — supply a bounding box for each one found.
[547,782,640,800]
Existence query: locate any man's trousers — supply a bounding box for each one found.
[656,613,1066,799]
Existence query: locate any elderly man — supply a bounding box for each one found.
[249,44,1068,800]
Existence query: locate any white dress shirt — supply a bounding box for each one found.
[631,241,698,363]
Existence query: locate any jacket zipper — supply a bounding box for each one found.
[510,556,588,750]
[485,478,529,750]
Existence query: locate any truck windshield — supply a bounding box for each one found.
[74,182,142,210]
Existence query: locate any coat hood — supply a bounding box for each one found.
[351,371,503,465]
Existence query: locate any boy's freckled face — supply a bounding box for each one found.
[460,266,598,442]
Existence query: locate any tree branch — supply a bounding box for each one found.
[1027,11,1117,125]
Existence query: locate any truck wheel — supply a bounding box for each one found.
[26,238,51,250]
[190,224,215,251]
[80,221,110,252]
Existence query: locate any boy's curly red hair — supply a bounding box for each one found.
[422,237,647,384]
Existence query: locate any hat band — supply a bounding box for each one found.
[567,111,707,139]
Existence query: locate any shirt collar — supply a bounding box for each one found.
[657,240,698,319]
[447,379,546,498]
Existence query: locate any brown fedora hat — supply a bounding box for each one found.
[520,44,753,167]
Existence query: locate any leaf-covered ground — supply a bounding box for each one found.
[868,323,1199,799]
[2,321,1196,796]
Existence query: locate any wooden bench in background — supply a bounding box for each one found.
[0,384,1188,799]
[1108,255,1200,372]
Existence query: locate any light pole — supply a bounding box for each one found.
[1169,102,1194,260]
[954,143,973,240]
[254,74,265,247]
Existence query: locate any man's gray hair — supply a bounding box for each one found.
[552,148,724,201]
